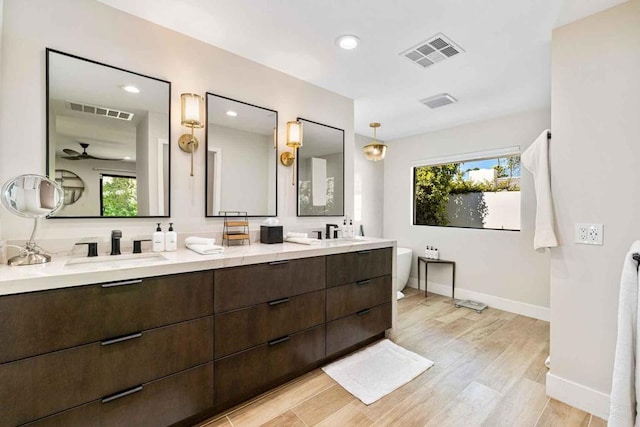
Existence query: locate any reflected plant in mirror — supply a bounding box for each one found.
[205,93,277,217]
[296,118,344,216]
[46,49,171,218]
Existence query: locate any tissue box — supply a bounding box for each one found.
[260,226,283,244]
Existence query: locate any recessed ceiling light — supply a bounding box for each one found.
[336,35,360,50]
[226,111,238,117]
[121,85,140,93]
[124,156,131,160]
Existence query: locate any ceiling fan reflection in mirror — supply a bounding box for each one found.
[62,143,124,161]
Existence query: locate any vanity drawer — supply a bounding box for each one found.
[214,257,325,313]
[326,247,392,287]
[326,275,392,322]
[215,325,325,408]
[215,290,325,359]
[326,302,391,356]
[1,316,213,426]
[0,270,213,363]
[24,362,214,427]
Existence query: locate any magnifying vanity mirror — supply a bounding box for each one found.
[206,93,277,217]
[296,118,344,216]
[46,49,171,218]
[1,174,64,265]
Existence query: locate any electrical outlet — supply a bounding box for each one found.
[575,223,603,245]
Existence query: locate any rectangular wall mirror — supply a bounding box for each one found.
[206,93,277,217]
[297,118,344,216]
[46,49,171,218]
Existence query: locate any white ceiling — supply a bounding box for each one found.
[98,0,627,141]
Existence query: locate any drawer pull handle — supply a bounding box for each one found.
[101,332,142,346]
[268,297,290,306]
[357,308,371,316]
[101,279,142,288]
[356,279,371,286]
[101,385,143,403]
[356,250,371,255]
[268,336,290,346]
[269,260,289,266]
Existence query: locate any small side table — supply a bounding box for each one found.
[417,257,456,299]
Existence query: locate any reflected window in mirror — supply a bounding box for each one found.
[205,93,277,217]
[296,118,344,217]
[46,49,171,218]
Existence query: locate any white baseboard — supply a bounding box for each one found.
[546,372,609,420]
[406,278,550,321]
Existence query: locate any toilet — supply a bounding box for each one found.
[396,247,412,300]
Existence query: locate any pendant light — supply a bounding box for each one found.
[363,122,387,161]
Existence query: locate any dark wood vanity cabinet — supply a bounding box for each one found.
[326,247,393,288]
[325,248,393,356]
[213,256,327,410]
[1,247,393,426]
[0,271,214,427]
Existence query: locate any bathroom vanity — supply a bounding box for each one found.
[0,239,395,426]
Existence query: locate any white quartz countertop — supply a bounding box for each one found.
[0,238,396,296]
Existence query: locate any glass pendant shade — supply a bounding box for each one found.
[363,122,386,161]
[363,143,387,161]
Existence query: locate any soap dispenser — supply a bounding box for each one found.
[165,223,177,252]
[152,223,165,252]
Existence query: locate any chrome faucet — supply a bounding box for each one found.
[325,224,339,239]
[110,230,122,255]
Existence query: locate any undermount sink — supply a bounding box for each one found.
[65,252,168,268]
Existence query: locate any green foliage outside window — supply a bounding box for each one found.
[414,155,520,227]
[102,175,137,217]
[414,164,458,226]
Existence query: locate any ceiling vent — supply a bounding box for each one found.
[420,93,458,109]
[65,101,134,121]
[400,33,464,69]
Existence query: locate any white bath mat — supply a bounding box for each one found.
[322,339,434,405]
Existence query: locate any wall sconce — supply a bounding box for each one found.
[363,122,387,161]
[179,93,205,176]
[280,120,303,185]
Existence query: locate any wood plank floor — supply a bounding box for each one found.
[199,289,605,427]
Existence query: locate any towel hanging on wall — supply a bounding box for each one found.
[522,129,558,250]
[609,242,640,426]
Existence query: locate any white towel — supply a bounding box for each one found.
[521,129,558,250]
[285,237,321,245]
[185,236,216,246]
[286,232,308,238]
[186,243,225,255]
[609,241,640,427]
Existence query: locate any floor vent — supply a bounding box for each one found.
[65,101,134,121]
[400,33,464,69]
[420,93,458,109]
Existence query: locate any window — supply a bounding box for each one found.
[413,154,521,230]
[100,174,137,217]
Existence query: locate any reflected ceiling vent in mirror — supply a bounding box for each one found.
[65,100,134,121]
[420,93,458,109]
[400,33,464,69]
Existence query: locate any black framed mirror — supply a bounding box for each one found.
[296,118,344,217]
[205,93,277,217]
[46,49,171,218]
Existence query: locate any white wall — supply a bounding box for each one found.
[383,108,551,315]
[0,0,354,242]
[548,0,640,418]
[354,134,384,237]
